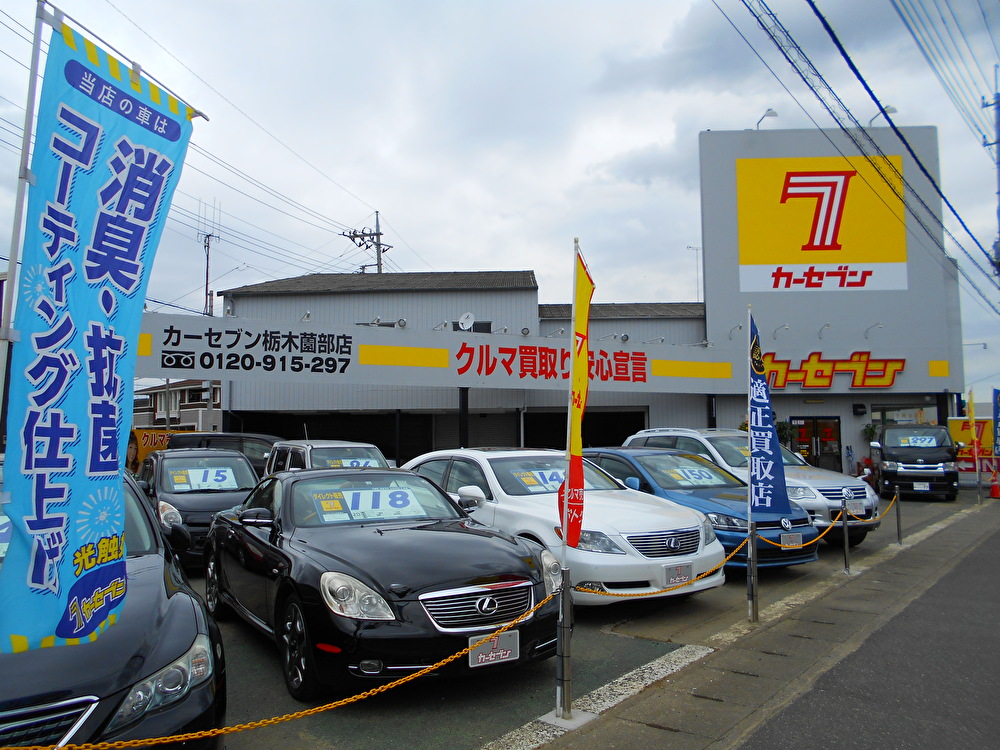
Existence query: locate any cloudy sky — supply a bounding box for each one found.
[1,0,998,399]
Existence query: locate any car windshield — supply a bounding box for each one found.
[1,477,157,574]
[161,456,258,493]
[882,426,951,448]
[311,446,389,469]
[487,456,621,496]
[635,453,745,490]
[706,435,808,468]
[291,473,461,527]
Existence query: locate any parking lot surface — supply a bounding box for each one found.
[204,490,997,750]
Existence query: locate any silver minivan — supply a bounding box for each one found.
[262,439,392,475]
[624,427,881,546]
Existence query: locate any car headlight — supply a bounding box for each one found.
[538,549,562,596]
[882,461,898,471]
[943,461,957,472]
[157,500,183,526]
[554,528,626,554]
[704,512,747,531]
[701,517,718,545]
[107,633,213,733]
[320,572,395,620]
[785,486,816,500]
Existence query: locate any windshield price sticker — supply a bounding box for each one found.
[313,488,425,522]
[469,632,519,668]
[512,469,565,493]
[321,458,377,468]
[666,467,717,486]
[169,467,238,491]
[780,532,803,548]
[664,562,693,586]
[903,436,937,447]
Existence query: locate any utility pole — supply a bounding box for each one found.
[200,232,216,315]
[343,210,392,273]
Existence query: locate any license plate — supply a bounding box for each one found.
[847,499,865,515]
[469,631,519,668]
[913,482,930,491]
[780,532,802,548]
[664,562,693,586]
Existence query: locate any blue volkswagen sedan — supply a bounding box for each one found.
[583,447,818,568]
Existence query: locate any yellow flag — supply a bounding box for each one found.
[560,240,595,547]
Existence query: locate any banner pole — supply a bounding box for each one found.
[0,1,47,422]
[745,305,758,623]
[556,566,573,719]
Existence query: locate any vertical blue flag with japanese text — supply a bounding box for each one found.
[0,25,194,652]
[748,315,792,515]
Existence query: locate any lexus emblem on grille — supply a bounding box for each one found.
[780,517,792,531]
[664,537,682,552]
[475,596,500,616]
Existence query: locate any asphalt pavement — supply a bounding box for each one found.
[497,494,1000,750]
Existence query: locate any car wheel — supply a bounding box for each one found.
[204,550,232,621]
[280,595,321,702]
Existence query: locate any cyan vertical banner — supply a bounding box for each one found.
[0,24,194,652]
[748,315,792,515]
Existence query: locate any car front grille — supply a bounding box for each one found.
[420,580,534,633]
[0,696,98,748]
[625,528,701,558]
[755,518,813,530]
[815,486,868,503]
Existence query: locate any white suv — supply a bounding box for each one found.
[262,439,391,475]
[624,428,880,546]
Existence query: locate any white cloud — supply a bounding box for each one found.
[0,0,997,391]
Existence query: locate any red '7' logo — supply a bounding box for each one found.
[780,170,856,251]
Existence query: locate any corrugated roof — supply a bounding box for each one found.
[220,270,538,296]
[538,302,705,319]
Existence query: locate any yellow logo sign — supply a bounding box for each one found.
[736,155,906,291]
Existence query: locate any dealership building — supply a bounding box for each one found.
[137,126,964,470]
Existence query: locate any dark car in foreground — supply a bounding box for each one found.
[582,447,819,568]
[203,468,561,701]
[0,474,226,748]
[137,448,258,569]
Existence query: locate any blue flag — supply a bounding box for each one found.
[748,315,792,515]
[0,24,194,652]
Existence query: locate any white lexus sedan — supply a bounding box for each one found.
[402,448,726,606]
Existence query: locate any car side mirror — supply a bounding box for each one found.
[624,476,641,490]
[137,479,151,494]
[457,485,488,509]
[165,522,191,552]
[239,507,274,527]
[956,442,965,449]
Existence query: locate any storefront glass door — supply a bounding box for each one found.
[789,416,843,472]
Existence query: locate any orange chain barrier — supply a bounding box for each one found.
[573,536,749,599]
[6,593,557,750]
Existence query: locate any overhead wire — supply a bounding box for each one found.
[0,5,412,291]
[728,0,1000,318]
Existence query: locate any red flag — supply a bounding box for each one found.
[560,241,594,547]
